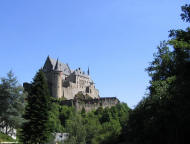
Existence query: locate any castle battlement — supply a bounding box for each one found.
[58,97,120,112]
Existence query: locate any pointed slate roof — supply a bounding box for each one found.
[54,59,59,71]
[43,56,71,75]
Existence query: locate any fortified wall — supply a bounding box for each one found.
[59,97,120,112]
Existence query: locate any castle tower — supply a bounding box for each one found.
[51,59,63,98]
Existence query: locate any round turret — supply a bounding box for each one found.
[51,59,63,98]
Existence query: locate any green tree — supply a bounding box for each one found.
[83,112,101,144]
[122,3,190,144]
[20,70,52,144]
[49,103,63,133]
[65,113,86,144]
[59,105,75,127]
[0,71,26,136]
[181,4,190,22]
[99,108,112,124]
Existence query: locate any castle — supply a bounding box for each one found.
[22,56,120,111]
[42,56,99,99]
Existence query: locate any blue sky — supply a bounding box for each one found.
[0,0,189,108]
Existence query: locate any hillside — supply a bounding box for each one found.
[0,132,16,143]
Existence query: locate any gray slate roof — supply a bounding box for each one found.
[44,56,91,78]
[48,57,71,75]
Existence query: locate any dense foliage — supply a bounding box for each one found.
[46,102,130,144]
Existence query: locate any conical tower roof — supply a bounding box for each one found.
[54,58,59,71]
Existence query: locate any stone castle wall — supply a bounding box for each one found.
[52,71,63,99]
[44,69,99,99]
[45,71,63,98]
[60,97,119,112]
[62,82,79,99]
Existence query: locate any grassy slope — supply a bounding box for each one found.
[0,132,16,142]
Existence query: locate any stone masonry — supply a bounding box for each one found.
[43,56,99,99]
[59,97,120,112]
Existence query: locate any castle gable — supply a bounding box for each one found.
[73,68,89,78]
[43,56,71,75]
[43,56,53,71]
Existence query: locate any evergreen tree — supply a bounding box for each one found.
[0,71,26,136]
[20,69,52,144]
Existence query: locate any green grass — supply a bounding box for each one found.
[0,132,16,142]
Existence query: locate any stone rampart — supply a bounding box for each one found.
[59,97,119,112]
